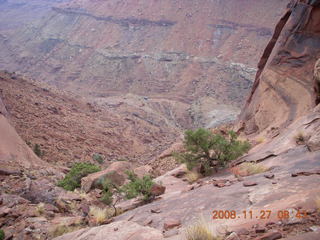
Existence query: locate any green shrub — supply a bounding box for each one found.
[57,162,101,191]
[121,171,155,201]
[0,229,4,240]
[100,178,115,205]
[93,153,104,164]
[33,144,43,157]
[175,129,250,175]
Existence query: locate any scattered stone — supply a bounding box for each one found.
[264,174,275,179]
[163,218,181,230]
[255,231,282,240]
[235,228,250,235]
[143,218,153,226]
[255,227,266,233]
[151,208,161,214]
[226,232,240,240]
[243,181,257,187]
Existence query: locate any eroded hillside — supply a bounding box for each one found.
[0,0,290,127]
[0,71,180,166]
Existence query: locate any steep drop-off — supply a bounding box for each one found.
[0,0,290,127]
[238,0,320,136]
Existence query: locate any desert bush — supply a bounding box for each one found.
[121,171,155,201]
[175,128,250,175]
[231,162,268,177]
[0,229,4,240]
[57,162,101,191]
[93,153,104,164]
[184,218,220,240]
[33,144,43,157]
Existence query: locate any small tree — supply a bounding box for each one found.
[100,178,122,216]
[121,171,155,201]
[58,162,101,191]
[175,128,250,175]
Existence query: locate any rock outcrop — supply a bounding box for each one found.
[238,0,320,135]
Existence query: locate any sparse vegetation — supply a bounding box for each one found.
[175,128,250,175]
[121,171,155,201]
[93,153,104,164]
[185,171,200,184]
[231,162,268,177]
[256,136,265,144]
[184,218,220,240]
[36,202,45,215]
[0,229,4,240]
[315,196,320,212]
[57,162,101,191]
[50,225,82,238]
[33,143,43,157]
[295,131,307,144]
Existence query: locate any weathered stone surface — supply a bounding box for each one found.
[238,0,320,135]
[255,231,282,240]
[53,220,164,240]
[81,161,131,192]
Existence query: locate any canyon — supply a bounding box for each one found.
[0,0,320,240]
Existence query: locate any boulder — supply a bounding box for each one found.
[81,161,131,193]
[163,218,181,231]
[53,220,164,240]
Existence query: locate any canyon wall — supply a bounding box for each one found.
[238,0,320,136]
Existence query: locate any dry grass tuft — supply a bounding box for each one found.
[184,218,221,240]
[50,225,82,238]
[315,196,320,212]
[231,162,268,177]
[294,131,307,145]
[36,202,45,215]
[185,171,200,184]
[89,206,119,224]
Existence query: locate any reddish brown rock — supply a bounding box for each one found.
[238,0,320,135]
[255,231,282,240]
[243,181,258,187]
[81,161,131,192]
[163,218,181,231]
[150,184,166,196]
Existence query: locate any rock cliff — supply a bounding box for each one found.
[238,0,320,135]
